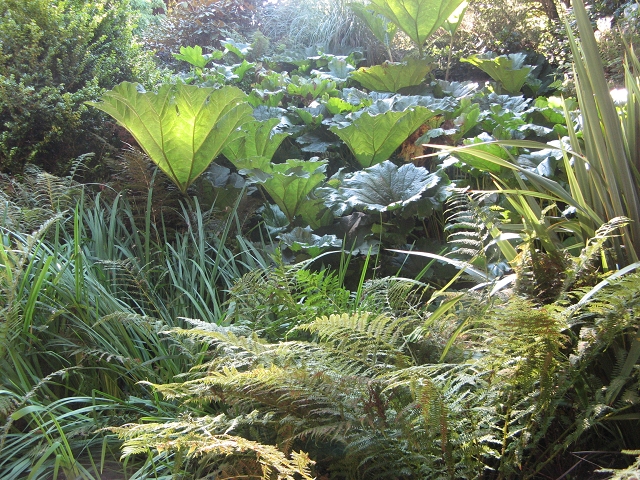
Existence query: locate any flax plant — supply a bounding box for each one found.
[562,0,640,264]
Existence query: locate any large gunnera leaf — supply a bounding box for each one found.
[350,60,432,92]
[222,118,289,167]
[278,226,342,257]
[88,82,253,193]
[329,105,436,167]
[349,3,397,53]
[240,158,327,222]
[368,0,466,54]
[461,53,533,94]
[322,161,443,213]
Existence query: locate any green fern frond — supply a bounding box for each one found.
[297,312,413,369]
[176,328,272,372]
[444,189,513,280]
[359,277,428,314]
[111,416,314,480]
[151,365,347,420]
[562,216,631,292]
[226,260,353,340]
[597,450,640,479]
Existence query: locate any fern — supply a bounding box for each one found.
[0,165,81,232]
[111,416,314,480]
[297,312,413,371]
[444,189,512,279]
[226,259,352,340]
[111,259,640,478]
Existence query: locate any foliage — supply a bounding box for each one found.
[108,263,640,478]
[223,119,290,166]
[366,0,467,57]
[461,52,533,94]
[88,82,254,193]
[226,258,352,340]
[112,419,315,480]
[444,189,515,278]
[0,0,161,177]
[348,2,397,61]
[329,96,452,167]
[257,0,378,58]
[350,59,433,92]
[563,0,640,263]
[320,160,450,215]
[427,0,565,81]
[593,1,640,86]
[0,168,271,478]
[143,0,259,61]
[129,0,166,34]
[6,1,640,477]
[239,157,328,222]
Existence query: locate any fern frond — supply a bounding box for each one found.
[359,277,428,314]
[297,312,413,370]
[444,189,511,278]
[111,416,314,480]
[175,327,272,372]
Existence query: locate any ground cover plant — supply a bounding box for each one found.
[2,0,640,478]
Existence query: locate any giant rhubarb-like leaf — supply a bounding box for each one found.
[461,53,532,94]
[88,82,253,193]
[321,160,444,213]
[329,104,437,167]
[349,3,397,51]
[240,158,327,221]
[222,118,289,167]
[350,60,432,92]
[368,0,466,54]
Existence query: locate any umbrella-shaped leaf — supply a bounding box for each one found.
[222,118,290,167]
[87,82,253,193]
[461,53,533,94]
[278,226,342,256]
[330,106,436,167]
[434,79,479,98]
[350,60,432,92]
[287,76,339,100]
[368,0,466,54]
[453,133,510,173]
[223,38,252,59]
[323,96,365,115]
[233,60,255,82]
[248,89,286,107]
[241,158,328,221]
[442,0,468,36]
[322,160,442,213]
[296,130,342,154]
[172,45,223,68]
[349,3,397,48]
[261,203,290,235]
[312,57,356,81]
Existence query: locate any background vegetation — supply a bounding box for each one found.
[2,0,640,478]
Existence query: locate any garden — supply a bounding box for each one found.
[1,0,640,477]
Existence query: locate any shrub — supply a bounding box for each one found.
[428,0,569,81]
[144,0,259,64]
[0,0,162,177]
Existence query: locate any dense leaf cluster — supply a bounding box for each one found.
[0,0,161,176]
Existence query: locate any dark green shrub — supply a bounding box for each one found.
[0,0,162,176]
